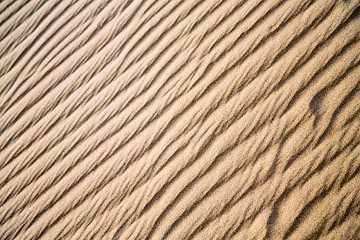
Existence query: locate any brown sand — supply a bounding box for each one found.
[0,0,359,239]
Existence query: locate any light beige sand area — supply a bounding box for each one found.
[0,0,360,239]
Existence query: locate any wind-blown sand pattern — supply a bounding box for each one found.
[0,0,359,239]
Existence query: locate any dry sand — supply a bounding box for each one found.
[0,0,359,239]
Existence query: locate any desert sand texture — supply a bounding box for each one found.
[0,0,360,239]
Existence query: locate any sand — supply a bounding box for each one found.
[0,0,359,239]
